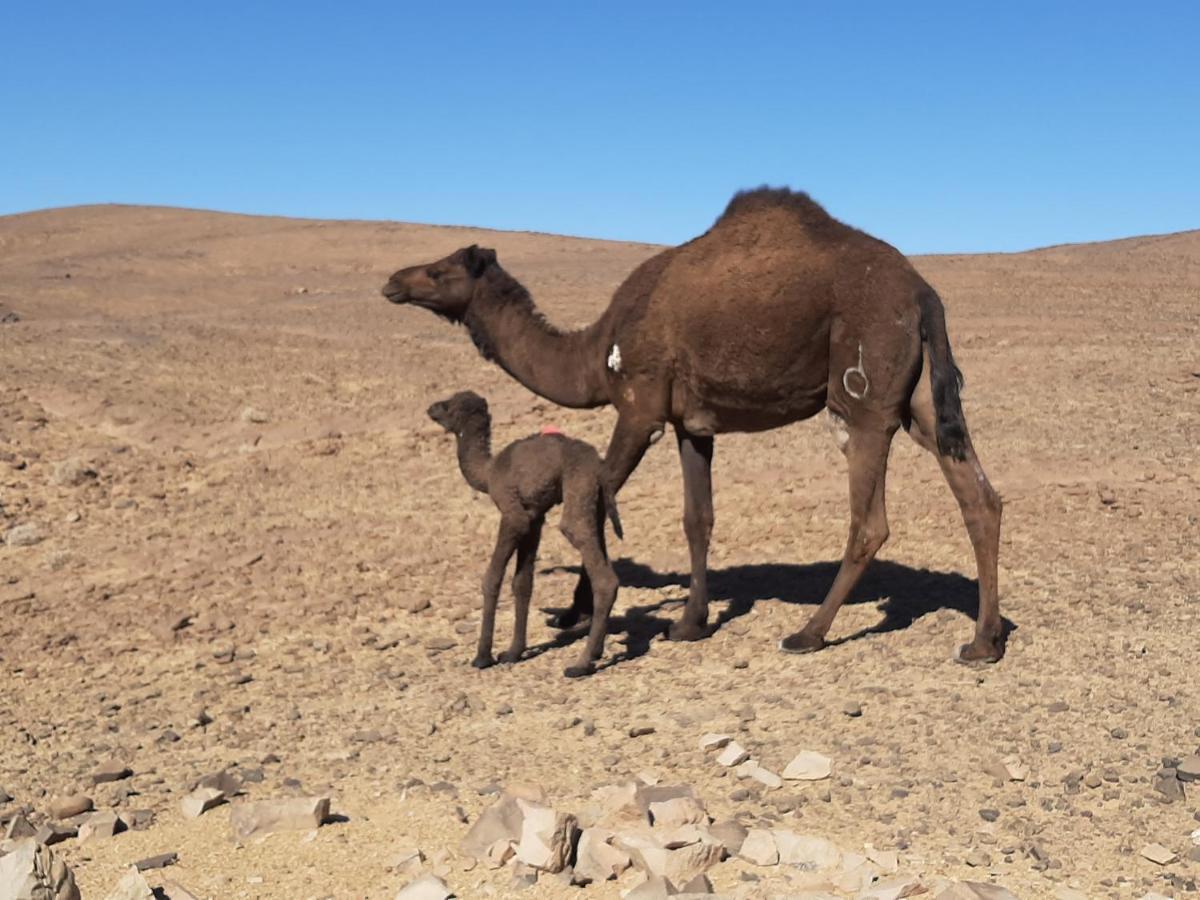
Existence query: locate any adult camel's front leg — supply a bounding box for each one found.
[781,424,896,654]
[550,413,662,629]
[668,427,714,641]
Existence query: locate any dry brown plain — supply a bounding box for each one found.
[1,205,1198,899]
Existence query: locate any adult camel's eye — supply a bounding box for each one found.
[428,268,442,281]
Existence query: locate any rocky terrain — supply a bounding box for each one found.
[1,205,1198,898]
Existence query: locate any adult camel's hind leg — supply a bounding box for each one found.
[475,521,522,669]
[551,415,662,629]
[559,470,619,678]
[499,518,543,665]
[781,424,896,654]
[907,369,1004,662]
[670,427,714,641]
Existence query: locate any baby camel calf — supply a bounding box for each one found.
[427,391,622,678]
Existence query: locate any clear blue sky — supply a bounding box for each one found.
[2,2,1196,253]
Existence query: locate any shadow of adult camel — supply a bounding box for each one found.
[533,557,1016,670]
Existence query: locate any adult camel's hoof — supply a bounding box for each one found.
[498,649,524,665]
[779,631,826,654]
[546,608,590,629]
[954,639,1003,665]
[563,662,596,679]
[471,654,495,670]
[667,619,707,642]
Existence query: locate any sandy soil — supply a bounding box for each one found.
[1,205,1198,899]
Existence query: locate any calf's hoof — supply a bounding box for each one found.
[954,638,1003,665]
[779,631,826,655]
[563,662,596,679]
[498,649,524,665]
[666,619,707,642]
[470,654,495,670]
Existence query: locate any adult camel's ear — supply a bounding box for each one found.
[463,245,497,278]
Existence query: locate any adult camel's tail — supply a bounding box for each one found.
[602,482,624,540]
[917,287,968,461]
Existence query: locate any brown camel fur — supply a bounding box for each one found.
[386,187,1004,663]
[426,391,623,678]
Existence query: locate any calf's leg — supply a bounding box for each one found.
[474,521,521,669]
[499,519,543,664]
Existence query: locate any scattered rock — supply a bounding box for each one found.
[514,798,577,873]
[159,882,202,900]
[1139,843,1177,865]
[629,725,657,738]
[773,831,841,869]
[3,525,42,548]
[461,789,529,859]
[679,873,713,894]
[240,407,270,424]
[698,734,731,751]
[574,829,631,884]
[399,597,432,614]
[1177,754,1200,782]
[52,460,98,487]
[34,824,77,847]
[0,839,81,900]
[624,874,678,899]
[782,751,833,781]
[180,786,226,819]
[92,760,133,785]
[4,814,36,841]
[965,849,992,867]
[738,829,779,866]
[389,847,424,874]
[715,743,749,768]
[935,883,1018,900]
[708,819,746,855]
[133,853,177,872]
[46,795,93,821]
[841,701,863,718]
[230,796,329,840]
[78,811,124,842]
[195,769,242,796]
[394,874,453,900]
[104,869,154,900]
[648,797,707,829]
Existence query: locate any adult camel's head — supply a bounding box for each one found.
[381,245,498,322]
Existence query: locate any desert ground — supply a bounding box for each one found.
[1,204,1198,899]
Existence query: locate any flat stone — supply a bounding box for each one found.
[772,831,842,869]
[460,791,526,859]
[78,811,124,842]
[34,824,77,847]
[180,786,226,819]
[483,839,514,869]
[648,797,707,829]
[47,794,93,820]
[679,873,713,894]
[738,829,778,866]
[91,761,133,785]
[0,839,81,900]
[1177,755,1200,782]
[160,882,202,900]
[133,853,177,872]
[574,828,631,884]
[715,742,749,767]
[934,884,1018,900]
[1052,888,1089,900]
[389,847,424,874]
[4,525,43,548]
[104,869,154,900]
[783,751,833,781]
[707,819,747,855]
[394,874,452,900]
[4,814,36,841]
[698,733,732,751]
[861,875,925,900]
[749,765,782,789]
[195,769,242,796]
[965,849,992,867]
[229,796,329,840]
[623,874,678,899]
[514,798,577,872]
[1139,842,1177,865]
[1002,757,1028,781]
[841,702,863,718]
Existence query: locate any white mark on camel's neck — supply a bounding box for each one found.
[607,344,622,373]
[843,343,870,400]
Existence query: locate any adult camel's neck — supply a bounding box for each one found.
[463,269,610,409]
[454,418,493,494]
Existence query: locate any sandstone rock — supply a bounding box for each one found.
[0,839,80,900]
[860,874,925,900]
[772,831,841,869]
[574,828,631,884]
[34,824,76,847]
[738,829,778,866]
[748,765,782,789]
[47,795,92,820]
[1178,754,1200,782]
[783,751,833,781]
[104,870,154,900]
[3,816,35,841]
[195,769,242,796]
[180,787,226,819]
[965,849,992,867]
[510,861,538,889]
[716,743,749,767]
[484,839,514,869]
[679,873,713,893]
[92,761,132,786]
[698,734,731,751]
[934,883,1019,900]
[842,701,863,718]
[394,873,453,900]
[1139,842,1177,865]
[78,810,124,842]
[240,407,270,424]
[514,798,577,873]
[133,853,177,872]
[389,847,424,874]
[160,882,202,900]
[52,460,97,487]
[1052,888,1088,900]
[624,875,677,898]
[1002,757,1028,782]
[707,820,746,855]
[460,791,526,859]
[648,797,707,829]
[3,525,42,548]
[230,796,329,840]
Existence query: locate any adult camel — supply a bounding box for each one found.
[382,187,1004,664]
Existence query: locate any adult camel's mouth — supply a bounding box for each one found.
[380,284,408,303]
